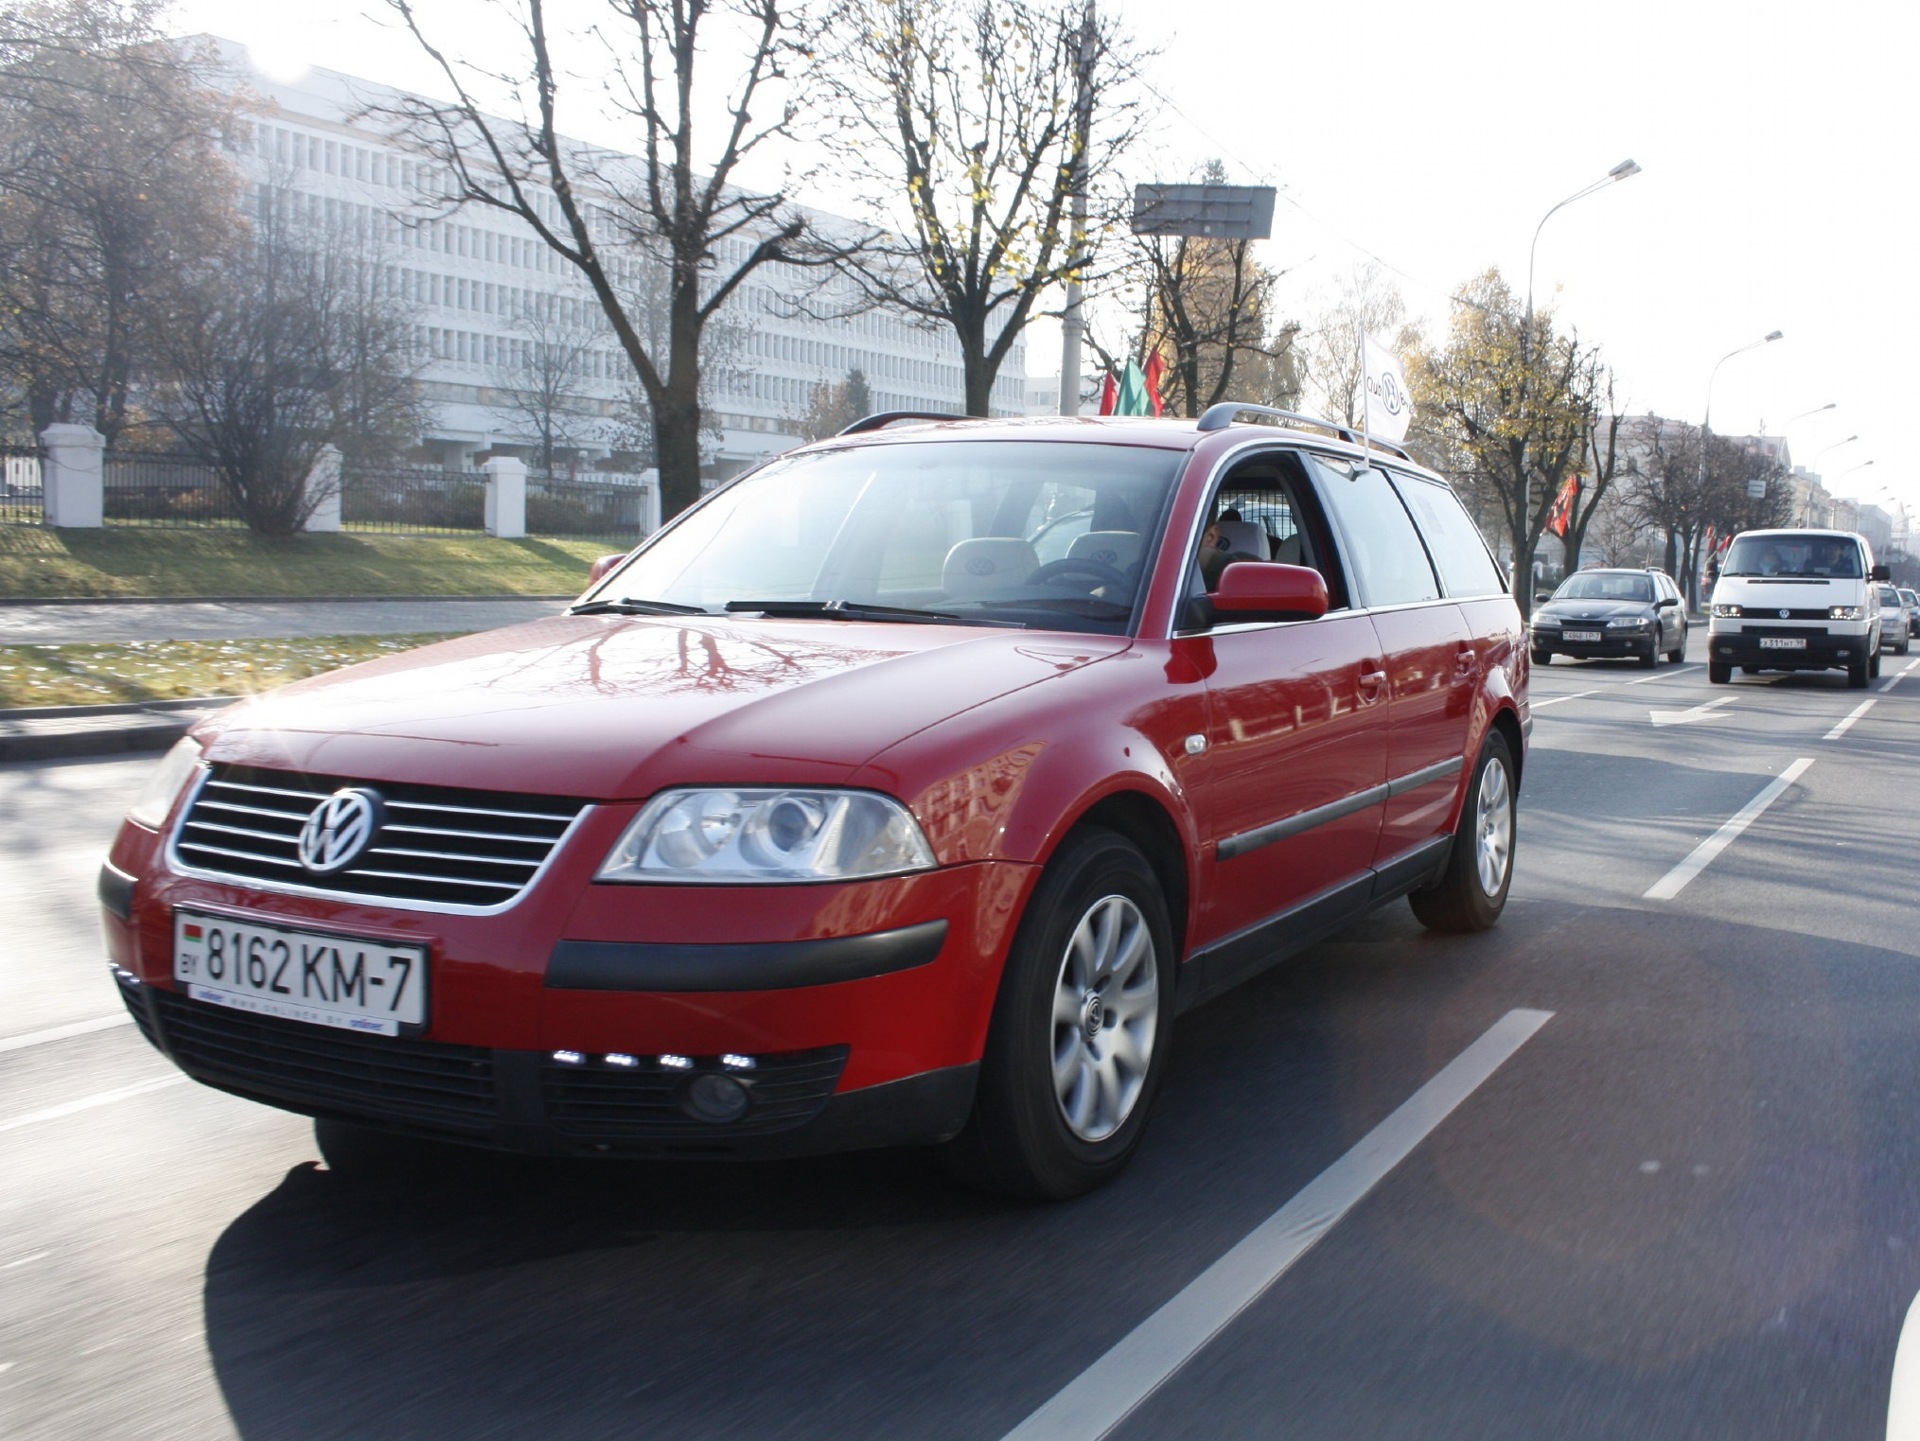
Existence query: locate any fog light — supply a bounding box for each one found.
[604,1053,639,1068]
[720,1053,756,1071]
[552,1050,584,1065]
[684,1072,751,1123]
[658,1053,694,1071]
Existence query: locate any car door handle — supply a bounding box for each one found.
[1455,644,1477,674]
[1357,669,1388,702]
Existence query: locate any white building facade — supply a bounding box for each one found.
[210,40,1026,477]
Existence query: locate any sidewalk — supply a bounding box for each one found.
[0,595,572,762]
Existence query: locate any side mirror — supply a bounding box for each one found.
[588,551,630,585]
[1656,595,1678,608]
[1210,562,1329,620]
[1871,564,1891,582]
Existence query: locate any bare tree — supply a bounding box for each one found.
[1558,358,1630,574]
[822,0,1141,416]
[492,303,603,474]
[796,367,873,441]
[1300,263,1407,429]
[373,0,858,521]
[0,1,245,439]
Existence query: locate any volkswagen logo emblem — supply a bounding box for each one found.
[296,788,385,875]
[1778,608,1790,618]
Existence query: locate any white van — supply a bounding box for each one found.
[1706,528,1888,688]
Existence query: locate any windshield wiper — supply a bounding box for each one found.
[968,595,1132,619]
[568,597,710,616]
[724,599,969,624]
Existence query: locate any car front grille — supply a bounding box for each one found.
[1740,625,1830,638]
[174,763,586,910]
[541,1048,850,1141]
[1724,608,1829,621]
[141,983,498,1134]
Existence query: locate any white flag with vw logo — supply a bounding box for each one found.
[1362,332,1412,444]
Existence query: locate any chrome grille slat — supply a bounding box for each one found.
[173,764,589,911]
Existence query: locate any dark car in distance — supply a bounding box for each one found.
[1530,568,1687,667]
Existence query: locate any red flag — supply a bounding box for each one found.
[1097,371,1117,416]
[1143,352,1165,417]
[1545,476,1579,538]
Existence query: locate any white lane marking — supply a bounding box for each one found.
[1000,1008,1555,1441]
[1644,758,1816,901]
[1650,696,1739,727]
[1530,689,1597,709]
[1,1251,51,1270]
[1887,1288,1920,1440]
[0,1075,185,1135]
[1625,664,1701,685]
[0,1014,133,1056]
[1827,699,1879,739]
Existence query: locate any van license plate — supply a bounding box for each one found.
[1758,637,1806,650]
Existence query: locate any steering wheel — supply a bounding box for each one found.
[1027,556,1131,590]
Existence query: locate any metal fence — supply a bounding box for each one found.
[0,444,43,525]
[103,453,244,528]
[525,472,651,545]
[339,466,487,536]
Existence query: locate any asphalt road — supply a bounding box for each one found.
[4,635,1919,1440]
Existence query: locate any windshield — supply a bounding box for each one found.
[1721,535,1863,579]
[1553,572,1653,603]
[582,440,1184,634]
[1881,585,1903,606]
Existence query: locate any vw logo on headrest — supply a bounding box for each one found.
[965,557,997,576]
[296,788,385,875]
[1091,548,1118,565]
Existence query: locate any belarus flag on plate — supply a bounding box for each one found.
[182,923,204,941]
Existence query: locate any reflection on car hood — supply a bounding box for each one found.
[1535,599,1650,621]
[194,615,1129,798]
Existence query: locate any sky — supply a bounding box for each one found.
[168,0,1916,519]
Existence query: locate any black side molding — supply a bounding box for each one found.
[546,919,949,992]
[98,863,136,921]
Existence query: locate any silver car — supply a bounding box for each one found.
[1877,583,1910,655]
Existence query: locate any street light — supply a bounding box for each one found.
[1516,158,1641,604]
[1690,329,1782,602]
[1785,402,1837,427]
[1811,435,1859,473]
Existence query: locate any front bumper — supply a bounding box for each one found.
[1531,627,1654,659]
[113,968,977,1156]
[1707,628,1870,670]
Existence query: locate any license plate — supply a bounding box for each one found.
[173,910,427,1035]
[1563,630,1603,643]
[1758,636,1807,650]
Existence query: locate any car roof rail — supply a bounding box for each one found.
[1193,402,1415,462]
[838,411,968,435]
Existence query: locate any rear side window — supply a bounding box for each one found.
[1308,456,1440,608]
[1387,471,1506,598]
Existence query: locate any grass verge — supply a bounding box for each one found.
[0,634,459,709]
[0,527,614,599]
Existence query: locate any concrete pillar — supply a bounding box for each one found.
[40,424,105,528]
[484,455,527,539]
[303,444,343,533]
[638,467,662,535]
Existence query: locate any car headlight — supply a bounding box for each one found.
[1712,604,1742,618]
[1605,617,1649,629]
[597,788,937,884]
[126,736,204,830]
[1830,606,1862,620]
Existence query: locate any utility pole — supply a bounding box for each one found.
[1056,0,1098,417]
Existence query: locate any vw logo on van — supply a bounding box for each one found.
[296,788,385,875]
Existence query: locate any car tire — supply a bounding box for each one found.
[1639,643,1658,668]
[1871,647,1883,678]
[942,827,1174,1201]
[1530,648,1551,666]
[1709,661,1732,684]
[1409,731,1516,935]
[1899,635,1911,656]
[1667,636,1687,664]
[313,1118,483,1180]
[1849,655,1870,688]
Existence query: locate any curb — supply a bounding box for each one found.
[0,594,576,607]
[0,697,231,765]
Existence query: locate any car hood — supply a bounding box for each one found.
[1535,599,1651,621]
[194,615,1128,799]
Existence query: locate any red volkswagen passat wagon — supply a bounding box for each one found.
[101,407,1529,1198]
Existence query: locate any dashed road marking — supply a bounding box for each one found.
[0,1014,133,1056]
[1826,699,1878,740]
[1644,758,1815,901]
[1000,1009,1555,1441]
[0,1075,185,1135]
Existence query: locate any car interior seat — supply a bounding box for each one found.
[942,538,1041,599]
[1066,530,1144,573]
[1214,520,1269,562]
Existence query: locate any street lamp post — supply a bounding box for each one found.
[1514,159,1640,609]
[1692,329,1783,602]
